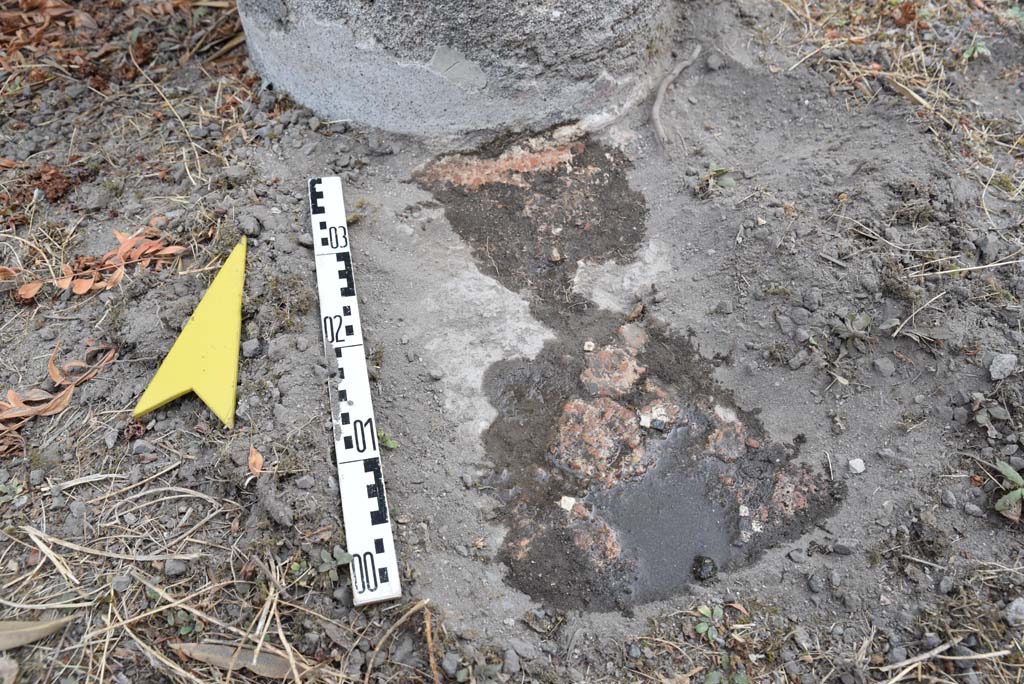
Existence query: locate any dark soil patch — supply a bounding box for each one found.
[418,135,843,611]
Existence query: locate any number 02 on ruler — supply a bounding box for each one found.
[308,177,401,605]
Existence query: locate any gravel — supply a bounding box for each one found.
[963,502,986,518]
[886,646,908,665]
[1006,597,1024,627]
[131,439,156,455]
[164,559,188,577]
[241,338,261,358]
[990,353,1018,381]
[502,648,521,674]
[441,652,460,677]
[873,358,896,377]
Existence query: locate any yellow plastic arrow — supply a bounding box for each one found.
[133,238,246,428]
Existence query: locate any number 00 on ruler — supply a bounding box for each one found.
[308,176,401,605]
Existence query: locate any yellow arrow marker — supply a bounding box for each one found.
[134,238,247,428]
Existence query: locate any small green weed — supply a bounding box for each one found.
[0,479,25,505]
[994,459,1024,522]
[316,545,353,585]
[694,605,750,684]
[377,430,398,450]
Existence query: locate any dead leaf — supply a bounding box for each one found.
[893,1,918,27]
[116,235,143,259]
[0,431,26,459]
[71,274,95,295]
[0,157,17,169]
[15,281,43,301]
[105,263,125,289]
[54,264,73,290]
[20,389,53,402]
[48,342,64,384]
[0,655,17,684]
[726,602,749,617]
[0,615,75,650]
[0,385,73,420]
[172,642,293,679]
[129,240,160,261]
[248,446,264,476]
[0,267,20,281]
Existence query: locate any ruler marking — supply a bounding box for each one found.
[308,176,401,605]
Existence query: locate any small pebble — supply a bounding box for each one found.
[874,358,896,377]
[164,559,188,577]
[887,646,908,665]
[990,353,1018,381]
[131,439,156,455]
[241,339,261,358]
[848,458,866,474]
[964,502,986,518]
[1006,597,1024,627]
[502,648,520,674]
[442,652,460,677]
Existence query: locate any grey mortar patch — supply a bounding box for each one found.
[427,46,487,90]
[416,133,843,611]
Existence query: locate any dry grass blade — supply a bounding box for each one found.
[172,642,292,679]
[363,599,431,684]
[206,32,245,62]
[425,606,440,684]
[652,45,703,149]
[891,291,946,339]
[23,528,78,586]
[0,615,76,650]
[129,571,304,664]
[21,526,201,563]
[128,45,204,182]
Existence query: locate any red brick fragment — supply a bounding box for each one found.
[551,397,646,487]
[580,346,645,398]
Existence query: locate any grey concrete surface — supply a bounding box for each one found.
[238,0,674,135]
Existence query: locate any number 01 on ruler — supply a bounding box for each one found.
[308,176,401,605]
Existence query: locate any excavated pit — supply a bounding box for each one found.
[416,134,843,611]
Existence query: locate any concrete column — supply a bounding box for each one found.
[237,0,673,135]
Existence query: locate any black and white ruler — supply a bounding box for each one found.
[307,176,401,605]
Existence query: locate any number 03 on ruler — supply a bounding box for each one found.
[308,177,401,605]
